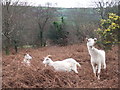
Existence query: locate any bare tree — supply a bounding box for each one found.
[119,1,120,15]
[0,0,2,52]
[2,0,29,54]
[35,3,57,47]
[94,0,119,19]
[66,8,98,43]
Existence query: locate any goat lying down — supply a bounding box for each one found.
[43,55,81,73]
[22,53,32,66]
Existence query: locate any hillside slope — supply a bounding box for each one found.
[2,44,118,88]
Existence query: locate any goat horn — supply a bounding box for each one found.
[47,55,52,58]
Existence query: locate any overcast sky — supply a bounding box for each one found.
[19,0,116,8]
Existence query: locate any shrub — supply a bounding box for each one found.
[48,17,69,46]
[96,13,120,50]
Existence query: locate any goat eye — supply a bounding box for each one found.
[46,59,49,61]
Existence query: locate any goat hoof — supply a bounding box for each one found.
[97,76,100,80]
[97,78,100,80]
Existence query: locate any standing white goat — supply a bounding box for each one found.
[22,53,32,66]
[43,55,81,73]
[86,38,106,79]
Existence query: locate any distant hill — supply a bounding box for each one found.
[55,8,100,24]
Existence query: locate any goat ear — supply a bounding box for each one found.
[86,37,88,40]
[85,38,88,42]
[47,55,52,58]
[94,38,97,41]
[24,53,26,56]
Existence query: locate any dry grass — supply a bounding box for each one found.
[2,44,119,88]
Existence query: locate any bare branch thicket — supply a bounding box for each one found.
[94,0,119,19]
[35,3,57,47]
[2,0,30,54]
[66,8,98,43]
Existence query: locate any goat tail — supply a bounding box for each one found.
[76,62,81,67]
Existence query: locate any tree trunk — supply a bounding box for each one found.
[5,38,10,55]
[5,46,9,55]
[40,31,43,47]
[13,40,18,53]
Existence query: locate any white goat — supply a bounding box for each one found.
[43,55,81,73]
[86,38,106,79]
[21,53,32,66]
